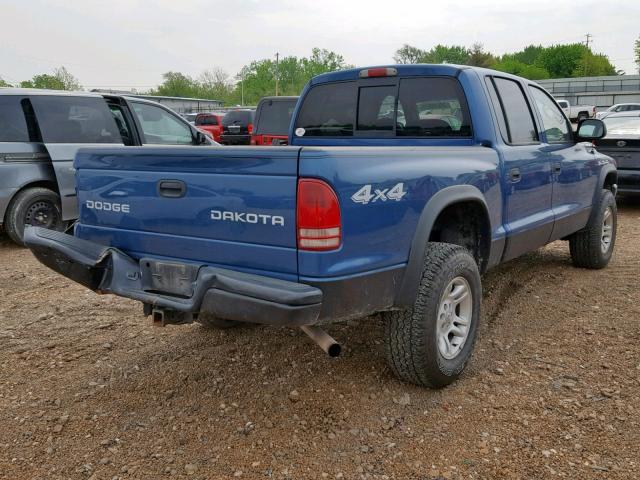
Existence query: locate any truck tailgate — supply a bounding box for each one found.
[74,146,300,279]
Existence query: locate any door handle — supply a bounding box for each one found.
[158,180,186,198]
[553,163,562,174]
[509,168,521,183]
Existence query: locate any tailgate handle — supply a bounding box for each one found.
[158,180,186,198]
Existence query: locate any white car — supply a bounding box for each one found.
[596,103,640,120]
[556,99,596,122]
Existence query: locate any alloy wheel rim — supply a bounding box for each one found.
[436,276,473,360]
[601,207,613,254]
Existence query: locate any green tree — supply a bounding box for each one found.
[573,52,618,77]
[466,43,496,68]
[635,35,640,74]
[422,44,470,64]
[0,77,12,87]
[535,44,588,78]
[493,59,550,80]
[393,44,426,64]
[152,71,200,98]
[20,66,81,90]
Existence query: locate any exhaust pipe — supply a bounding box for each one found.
[300,325,341,357]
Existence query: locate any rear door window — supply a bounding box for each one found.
[295,82,356,136]
[396,77,471,137]
[30,96,122,144]
[0,96,30,142]
[255,100,297,134]
[131,102,194,145]
[491,77,538,144]
[357,86,396,132]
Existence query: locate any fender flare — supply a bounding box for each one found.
[395,185,491,307]
[598,163,617,192]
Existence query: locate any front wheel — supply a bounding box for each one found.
[5,187,65,246]
[569,189,617,269]
[383,243,481,388]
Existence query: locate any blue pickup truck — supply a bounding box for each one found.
[25,65,617,388]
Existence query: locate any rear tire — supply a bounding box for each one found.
[5,188,65,246]
[383,243,481,388]
[569,189,617,269]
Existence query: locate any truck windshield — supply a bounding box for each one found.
[255,99,297,135]
[295,77,471,138]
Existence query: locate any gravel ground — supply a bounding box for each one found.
[1,200,639,480]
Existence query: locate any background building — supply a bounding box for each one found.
[538,75,640,111]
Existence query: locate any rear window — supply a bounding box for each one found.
[295,82,357,136]
[294,77,471,138]
[30,96,122,144]
[195,114,219,126]
[0,96,30,142]
[222,110,255,126]
[255,99,297,134]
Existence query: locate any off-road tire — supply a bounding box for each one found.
[196,313,241,329]
[383,242,481,388]
[569,189,617,269]
[5,188,65,246]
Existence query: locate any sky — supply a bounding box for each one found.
[0,0,638,91]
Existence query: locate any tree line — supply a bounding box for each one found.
[393,42,620,79]
[2,40,638,106]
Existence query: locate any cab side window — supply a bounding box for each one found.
[490,77,538,144]
[530,86,572,144]
[132,102,194,145]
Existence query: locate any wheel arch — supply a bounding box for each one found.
[395,185,492,307]
[3,179,60,225]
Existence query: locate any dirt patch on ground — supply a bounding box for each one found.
[1,201,639,480]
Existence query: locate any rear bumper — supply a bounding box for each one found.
[220,134,251,145]
[24,227,322,326]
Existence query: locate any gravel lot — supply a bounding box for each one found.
[1,200,639,480]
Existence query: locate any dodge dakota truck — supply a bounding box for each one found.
[25,65,617,388]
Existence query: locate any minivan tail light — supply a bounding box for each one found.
[359,67,397,78]
[297,179,341,251]
[248,123,254,134]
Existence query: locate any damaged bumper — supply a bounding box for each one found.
[24,227,322,326]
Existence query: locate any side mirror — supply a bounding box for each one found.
[576,118,606,141]
[195,130,209,145]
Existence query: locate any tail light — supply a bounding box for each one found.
[248,123,254,134]
[250,136,257,145]
[359,67,397,78]
[297,179,341,251]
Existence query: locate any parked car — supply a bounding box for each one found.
[595,111,640,195]
[556,99,596,122]
[596,103,640,120]
[251,96,298,146]
[194,112,224,143]
[219,109,255,145]
[0,89,212,245]
[25,65,617,388]
[182,112,198,124]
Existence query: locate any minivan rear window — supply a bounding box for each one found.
[255,99,297,135]
[0,96,30,142]
[222,110,254,126]
[195,114,219,126]
[30,96,122,144]
[294,77,471,138]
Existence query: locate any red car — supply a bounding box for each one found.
[251,96,298,146]
[194,113,224,143]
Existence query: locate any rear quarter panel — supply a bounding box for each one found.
[298,146,502,279]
